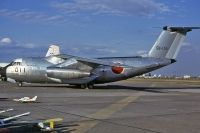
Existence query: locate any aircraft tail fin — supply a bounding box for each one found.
[32,96,37,101]
[46,45,60,57]
[148,26,200,59]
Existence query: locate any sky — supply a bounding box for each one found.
[0,0,200,76]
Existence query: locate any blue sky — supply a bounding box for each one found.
[0,0,200,76]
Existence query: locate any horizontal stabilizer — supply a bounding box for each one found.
[163,26,200,34]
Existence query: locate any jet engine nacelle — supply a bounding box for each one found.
[46,68,90,79]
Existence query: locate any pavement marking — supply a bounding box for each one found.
[71,93,142,133]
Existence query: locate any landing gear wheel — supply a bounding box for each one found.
[18,82,23,87]
[80,84,87,89]
[80,83,94,89]
[2,77,7,81]
[88,84,94,89]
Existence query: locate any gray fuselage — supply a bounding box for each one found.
[6,55,173,84]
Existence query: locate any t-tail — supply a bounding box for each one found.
[148,26,200,59]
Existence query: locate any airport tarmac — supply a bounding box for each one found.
[1,79,200,133]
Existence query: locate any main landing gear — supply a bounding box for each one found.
[80,83,94,89]
[17,82,23,87]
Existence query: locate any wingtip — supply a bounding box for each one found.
[171,59,176,63]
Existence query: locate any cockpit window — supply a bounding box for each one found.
[11,62,21,66]
[11,58,23,66]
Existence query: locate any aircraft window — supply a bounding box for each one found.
[17,62,21,65]
[11,62,16,66]
[11,62,21,66]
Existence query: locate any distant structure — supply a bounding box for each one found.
[183,75,191,79]
[137,73,159,79]
[136,74,199,80]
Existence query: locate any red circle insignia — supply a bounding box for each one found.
[111,66,124,74]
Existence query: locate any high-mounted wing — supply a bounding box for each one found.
[55,54,130,67]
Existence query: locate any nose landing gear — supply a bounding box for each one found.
[18,82,23,87]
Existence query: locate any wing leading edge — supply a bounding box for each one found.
[55,54,131,68]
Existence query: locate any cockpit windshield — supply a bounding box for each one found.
[11,58,23,66]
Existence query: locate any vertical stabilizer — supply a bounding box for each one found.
[148,26,200,59]
[32,96,37,101]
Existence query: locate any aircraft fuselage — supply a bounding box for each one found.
[6,56,172,84]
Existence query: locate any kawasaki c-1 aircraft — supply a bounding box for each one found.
[5,26,200,89]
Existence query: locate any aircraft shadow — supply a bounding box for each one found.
[92,84,200,92]
[0,123,79,133]
[91,85,168,93]
[52,123,78,133]
[0,97,10,101]
[21,84,200,94]
[94,85,200,89]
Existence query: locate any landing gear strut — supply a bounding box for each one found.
[1,77,7,81]
[80,83,94,89]
[18,82,23,87]
[80,84,87,89]
[88,84,94,89]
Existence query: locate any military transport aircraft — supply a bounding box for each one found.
[4,26,200,89]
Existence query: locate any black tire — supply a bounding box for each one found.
[88,84,94,89]
[80,84,87,89]
[18,82,23,87]
[2,77,7,81]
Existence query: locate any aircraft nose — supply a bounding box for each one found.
[6,66,14,77]
[0,67,7,81]
[5,66,17,83]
